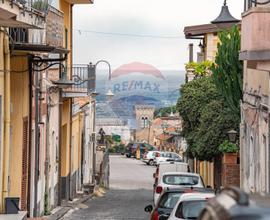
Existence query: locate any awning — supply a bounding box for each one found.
[184,22,240,39]
[10,43,69,54]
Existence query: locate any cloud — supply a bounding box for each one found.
[73,0,243,70]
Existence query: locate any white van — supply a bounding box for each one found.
[153,161,190,189]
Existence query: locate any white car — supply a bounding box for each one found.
[142,151,160,165]
[154,172,205,205]
[154,152,182,165]
[167,192,215,220]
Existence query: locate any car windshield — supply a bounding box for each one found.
[160,152,171,157]
[163,174,199,186]
[175,200,206,219]
[158,192,182,209]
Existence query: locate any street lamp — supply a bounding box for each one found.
[227,129,237,143]
[106,88,114,101]
[53,67,74,88]
[95,60,114,101]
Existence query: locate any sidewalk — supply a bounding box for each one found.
[27,192,94,220]
[250,194,270,208]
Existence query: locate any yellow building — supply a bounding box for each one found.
[0,0,93,217]
[0,0,45,215]
[183,2,240,188]
[59,0,93,203]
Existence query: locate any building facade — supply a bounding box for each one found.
[240,0,270,194]
[183,1,240,188]
[0,0,94,217]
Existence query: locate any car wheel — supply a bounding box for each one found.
[149,160,154,166]
[126,155,131,158]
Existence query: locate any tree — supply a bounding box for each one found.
[177,77,238,161]
[211,26,243,119]
[154,106,177,117]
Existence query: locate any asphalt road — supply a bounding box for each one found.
[63,155,156,220]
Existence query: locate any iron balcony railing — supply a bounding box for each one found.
[244,0,270,11]
[9,5,63,45]
[9,0,52,15]
[9,28,28,44]
[72,64,96,94]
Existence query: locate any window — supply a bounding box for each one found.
[163,174,199,186]
[141,117,145,128]
[158,192,182,209]
[175,200,207,219]
[172,153,180,159]
[140,116,149,128]
[198,209,214,220]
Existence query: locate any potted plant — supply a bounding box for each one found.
[218,140,238,164]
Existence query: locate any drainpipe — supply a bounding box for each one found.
[2,28,10,211]
[92,100,96,184]
[69,99,73,200]
[69,3,74,201]
[58,90,62,205]
[33,64,40,217]
[268,111,270,193]
[27,55,33,214]
[45,73,50,212]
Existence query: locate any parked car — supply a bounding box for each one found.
[125,142,137,158]
[145,187,214,220]
[138,143,156,158]
[198,186,270,220]
[166,192,215,220]
[153,162,190,195]
[154,152,182,165]
[126,142,156,158]
[142,151,160,165]
[153,172,205,205]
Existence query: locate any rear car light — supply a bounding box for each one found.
[156,186,163,194]
[151,210,159,220]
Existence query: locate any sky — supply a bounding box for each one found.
[73,0,243,71]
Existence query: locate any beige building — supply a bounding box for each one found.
[184,1,240,82]
[239,1,270,194]
[183,1,240,188]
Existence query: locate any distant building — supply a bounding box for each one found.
[96,103,131,143]
[135,105,155,129]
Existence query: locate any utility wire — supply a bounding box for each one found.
[73,29,185,39]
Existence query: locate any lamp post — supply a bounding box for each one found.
[227,129,237,143]
[68,60,114,186]
[147,119,152,144]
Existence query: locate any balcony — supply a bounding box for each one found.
[240,0,270,60]
[62,64,96,98]
[0,0,49,28]
[9,5,65,54]
[65,0,93,4]
[244,0,270,12]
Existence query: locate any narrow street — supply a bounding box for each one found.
[63,155,155,220]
